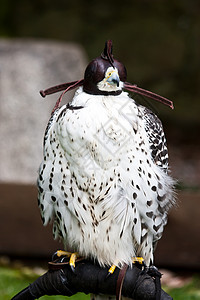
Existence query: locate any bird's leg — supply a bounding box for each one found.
[52,250,80,271]
[108,264,117,275]
[107,259,121,276]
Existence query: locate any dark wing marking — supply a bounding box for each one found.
[143,108,169,173]
[67,103,84,110]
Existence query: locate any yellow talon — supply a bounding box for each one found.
[53,250,80,271]
[56,250,71,257]
[108,264,117,275]
[53,250,79,271]
[132,256,144,264]
[69,252,78,270]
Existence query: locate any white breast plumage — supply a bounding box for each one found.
[37,87,175,267]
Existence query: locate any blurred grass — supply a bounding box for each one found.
[1,265,200,300]
[164,276,200,300]
[0,266,89,300]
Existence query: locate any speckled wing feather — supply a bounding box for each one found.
[143,108,169,173]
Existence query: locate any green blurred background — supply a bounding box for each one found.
[0,0,200,144]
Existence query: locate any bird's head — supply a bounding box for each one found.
[83,40,127,96]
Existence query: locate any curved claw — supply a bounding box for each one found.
[52,250,71,261]
[52,251,58,261]
[70,264,76,273]
[52,250,62,261]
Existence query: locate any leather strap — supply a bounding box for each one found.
[116,264,128,300]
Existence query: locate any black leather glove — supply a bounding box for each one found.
[11,259,172,300]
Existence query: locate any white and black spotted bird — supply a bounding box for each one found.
[38,40,175,278]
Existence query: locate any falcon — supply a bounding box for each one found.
[37,40,175,275]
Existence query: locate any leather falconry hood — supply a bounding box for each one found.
[83,40,127,96]
[40,40,174,113]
